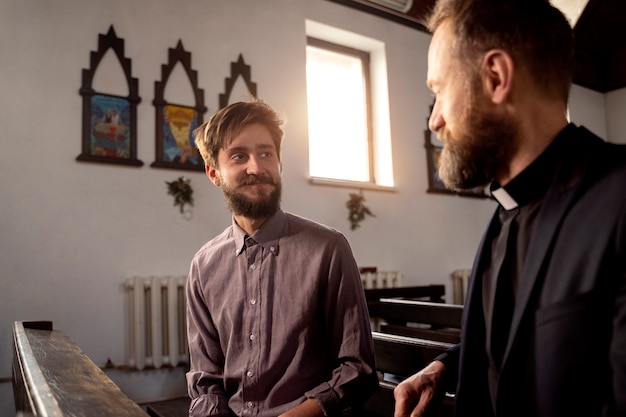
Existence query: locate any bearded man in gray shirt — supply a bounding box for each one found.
[186,100,378,417]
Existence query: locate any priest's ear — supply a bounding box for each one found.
[480,49,514,104]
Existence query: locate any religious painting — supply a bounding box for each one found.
[151,40,207,171]
[160,104,202,167]
[77,26,142,167]
[88,94,132,159]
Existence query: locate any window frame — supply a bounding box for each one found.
[306,36,376,184]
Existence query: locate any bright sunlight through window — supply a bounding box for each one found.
[306,40,371,182]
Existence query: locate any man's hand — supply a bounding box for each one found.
[393,360,446,417]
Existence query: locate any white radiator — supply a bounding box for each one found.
[124,276,189,370]
[450,268,471,304]
[360,270,402,289]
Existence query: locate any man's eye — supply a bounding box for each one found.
[260,152,272,158]
[231,154,245,161]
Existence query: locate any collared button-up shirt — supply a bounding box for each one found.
[186,210,378,417]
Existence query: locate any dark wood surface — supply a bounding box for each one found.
[370,297,463,344]
[12,320,148,417]
[371,331,453,379]
[377,299,463,328]
[364,285,445,304]
[379,324,460,344]
[147,397,189,417]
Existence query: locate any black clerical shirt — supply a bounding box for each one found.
[483,124,576,413]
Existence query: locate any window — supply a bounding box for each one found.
[306,38,372,183]
[305,21,394,189]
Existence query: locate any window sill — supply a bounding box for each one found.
[308,176,397,193]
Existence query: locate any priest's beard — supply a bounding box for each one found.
[437,85,515,191]
[221,175,282,219]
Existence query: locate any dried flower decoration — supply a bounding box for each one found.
[166,176,194,219]
[346,190,375,230]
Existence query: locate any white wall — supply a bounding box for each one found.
[606,87,626,144]
[569,84,608,139]
[569,84,626,144]
[0,0,622,414]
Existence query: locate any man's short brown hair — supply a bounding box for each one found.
[194,100,284,169]
[427,0,574,104]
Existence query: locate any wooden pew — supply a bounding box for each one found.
[12,320,148,417]
[375,299,463,344]
[365,285,445,307]
[363,331,455,417]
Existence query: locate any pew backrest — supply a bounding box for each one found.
[374,299,463,344]
[365,285,445,313]
[371,331,453,379]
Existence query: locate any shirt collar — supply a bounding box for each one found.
[233,209,285,256]
[490,123,574,211]
[490,187,518,210]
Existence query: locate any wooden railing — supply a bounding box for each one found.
[375,298,463,343]
[12,321,148,417]
[364,284,446,311]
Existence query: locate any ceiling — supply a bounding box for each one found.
[329,0,626,92]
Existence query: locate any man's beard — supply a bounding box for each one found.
[437,91,515,191]
[221,175,282,219]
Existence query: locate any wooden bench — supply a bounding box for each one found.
[362,331,455,417]
[374,298,463,344]
[12,320,148,417]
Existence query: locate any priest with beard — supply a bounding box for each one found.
[394,1,626,417]
[185,100,378,417]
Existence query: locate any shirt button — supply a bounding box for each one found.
[249,334,255,340]
[247,401,254,408]
[247,370,253,377]
[250,264,256,270]
[250,299,256,305]
[270,246,275,252]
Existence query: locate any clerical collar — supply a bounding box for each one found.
[490,123,575,211]
[491,187,518,210]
